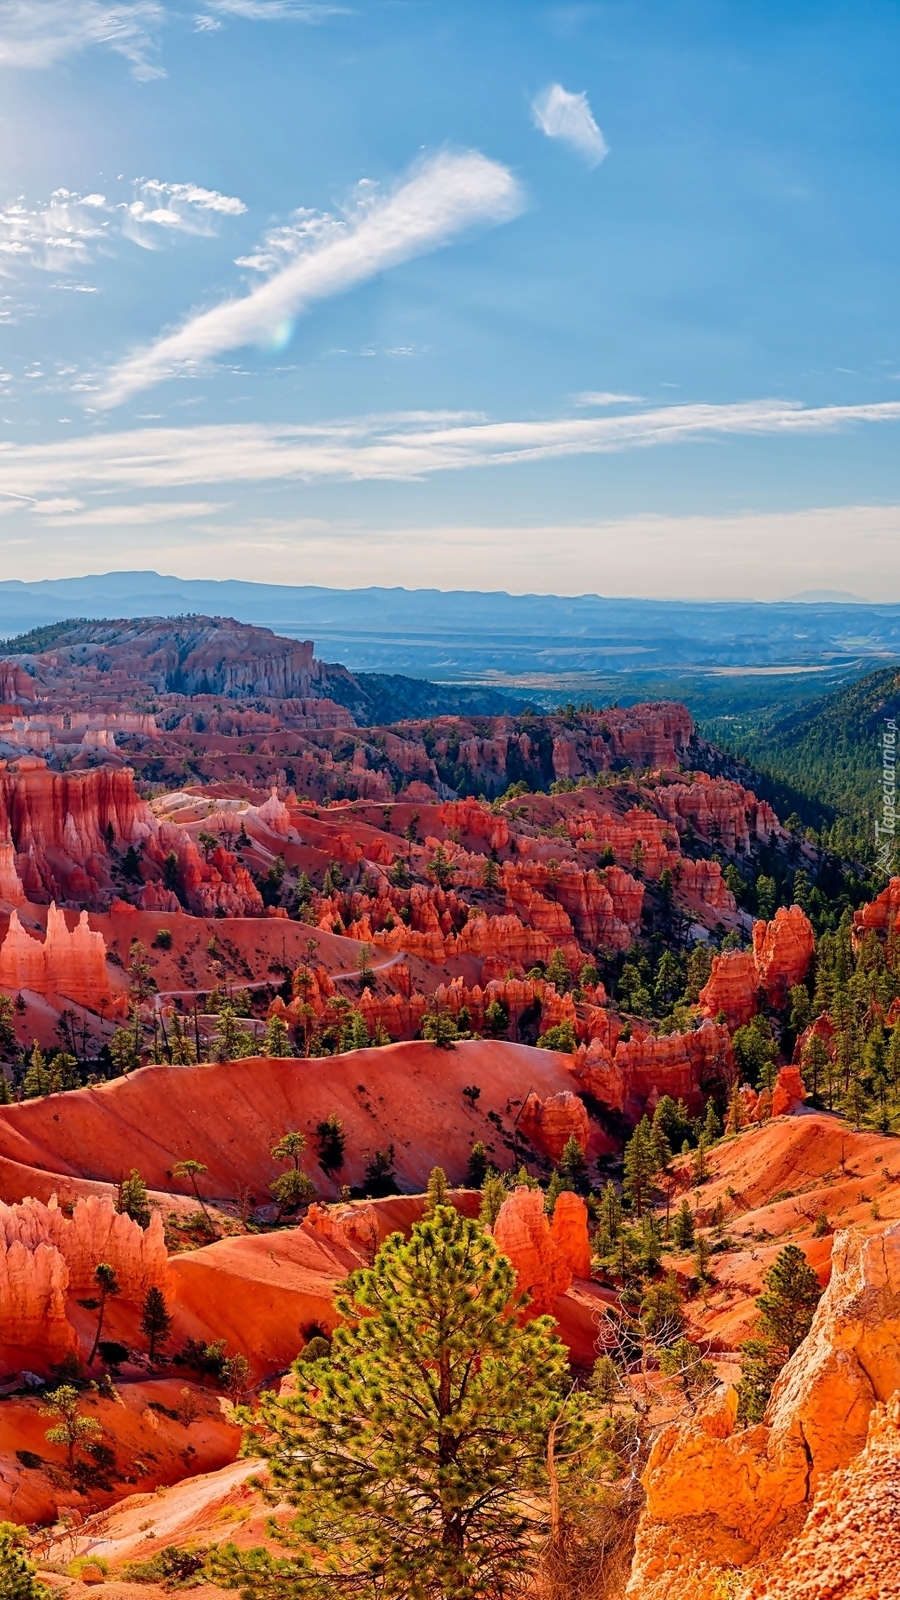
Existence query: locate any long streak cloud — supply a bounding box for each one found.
[98,151,525,408]
[2,399,900,498]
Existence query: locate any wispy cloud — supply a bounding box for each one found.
[30,499,223,525]
[532,83,608,167]
[1,399,899,497]
[0,0,164,78]
[0,190,109,275]
[122,180,246,246]
[0,179,245,280]
[202,0,346,16]
[97,150,526,408]
[574,391,643,407]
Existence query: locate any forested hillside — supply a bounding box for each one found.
[707,663,900,860]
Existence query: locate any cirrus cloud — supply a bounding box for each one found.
[532,83,609,167]
[1,398,899,498]
[0,0,164,78]
[96,150,527,408]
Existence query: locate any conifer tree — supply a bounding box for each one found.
[210,1205,570,1599]
[263,1014,293,1057]
[623,1116,657,1218]
[140,1286,173,1365]
[117,1169,151,1229]
[40,1386,101,1473]
[84,1263,121,1366]
[424,1166,449,1212]
[737,1244,823,1422]
[672,1198,695,1250]
[478,1172,507,1228]
[466,1141,489,1188]
[270,1132,316,1219]
[22,1044,50,1099]
[558,1133,589,1194]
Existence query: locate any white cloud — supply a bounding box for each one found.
[97,150,526,407]
[0,0,164,78]
[532,83,608,167]
[0,190,110,276]
[30,499,223,525]
[0,179,246,281]
[204,1,346,17]
[574,391,644,406]
[122,180,246,246]
[0,398,899,497]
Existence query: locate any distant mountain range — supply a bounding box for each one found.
[2,570,900,677]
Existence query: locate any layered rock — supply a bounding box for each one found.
[519,1089,589,1162]
[626,1224,900,1599]
[0,903,113,1009]
[742,1393,900,1600]
[699,907,814,1025]
[752,906,815,1008]
[574,1021,731,1117]
[492,1186,573,1314]
[853,874,900,939]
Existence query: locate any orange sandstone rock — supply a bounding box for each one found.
[549,1190,591,1278]
[752,905,815,1007]
[0,903,113,1010]
[519,1089,589,1162]
[698,947,759,1027]
[492,1186,573,1314]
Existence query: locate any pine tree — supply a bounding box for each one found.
[0,1521,49,1600]
[209,1205,571,1599]
[212,1004,256,1062]
[702,1098,721,1143]
[466,1141,489,1188]
[172,1159,211,1220]
[0,1073,10,1106]
[623,1117,657,1218]
[558,1134,589,1194]
[754,1244,823,1364]
[479,1172,508,1227]
[693,1234,713,1285]
[117,1169,151,1229]
[544,1169,566,1214]
[263,1015,293,1057]
[270,1132,316,1220]
[140,1286,173,1365]
[22,1044,50,1099]
[315,1114,346,1174]
[168,1012,197,1066]
[672,1198,695,1250]
[84,1263,121,1365]
[545,947,571,992]
[424,1166,449,1212]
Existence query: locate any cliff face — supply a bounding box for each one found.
[0,904,113,1009]
[0,1194,168,1373]
[699,905,814,1026]
[625,1224,900,1600]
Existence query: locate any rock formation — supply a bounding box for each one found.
[626,1224,900,1599]
[492,1186,573,1314]
[519,1089,590,1162]
[699,906,814,1025]
[0,903,113,1009]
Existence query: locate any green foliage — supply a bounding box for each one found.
[732,1017,778,1091]
[270,1133,316,1218]
[363,1145,397,1198]
[483,998,508,1038]
[536,1019,577,1054]
[141,1287,173,1365]
[623,1117,658,1218]
[212,1004,256,1063]
[40,1385,102,1472]
[421,1009,459,1049]
[424,1166,449,1212]
[315,1115,346,1174]
[117,1169,151,1229]
[545,947,572,992]
[672,1198,695,1251]
[737,1245,823,1423]
[466,1141,489,1188]
[121,1546,207,1588]
[263,1015,293,1058]
[478,1172,508,1227]
[0,1523,49,1600]
[210,1204,571,1599]
[659,1338,717,1407]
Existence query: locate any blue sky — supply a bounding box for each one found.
[1,0,899,598]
